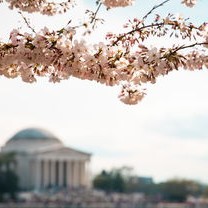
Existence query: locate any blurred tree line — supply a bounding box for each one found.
[93,167,208,202]
[0,152,18,201]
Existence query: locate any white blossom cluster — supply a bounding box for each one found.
[0,21,207,104]
[181,0,197,8]
[0,0,207,105]
[1,0,135,14]
[102,0,135,8]
[2,0,75,15]
[0,0,199,15]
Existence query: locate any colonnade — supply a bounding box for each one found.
[35,159,89,190]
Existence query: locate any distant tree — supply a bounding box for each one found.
[0,153,19,201]
[127,176,157,196]
[201,186,208,197]
[93,168,126,193]
[93,168,206,202]
[93,167,154,194]
[93,170,112,192]
[159,179,202,202]
[111,171,125,193]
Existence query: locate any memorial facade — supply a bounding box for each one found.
[0,128,91,191]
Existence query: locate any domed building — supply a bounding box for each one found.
[0,128,91,191]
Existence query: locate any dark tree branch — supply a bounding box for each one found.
[18,11,36,34]
[142,0,171,21]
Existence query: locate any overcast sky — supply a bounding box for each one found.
[0,0,208,183]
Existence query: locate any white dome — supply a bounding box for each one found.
[2,128,63,153]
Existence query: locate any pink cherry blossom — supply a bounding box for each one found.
[102,0,135,8]
[0,0,207,105]
[181,0,197,8]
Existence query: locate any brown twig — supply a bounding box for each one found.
[174,42,208,52]
[142,0,171,21]
[112,22,164,46]
[18,11,36,34]
[161,42,208,60]
[91,2,102,24]
[90,2,103,29]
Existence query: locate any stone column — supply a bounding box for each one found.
[73,161,79,187]
[85,160,91,188]
[58,161,64,187]
[80,161,85,187]
[35,159,41,190]
[55,161,59,186]
[50,160,56,187]
[71,161,75,187]
[70,161,74,187]
[29,160,34,189]
[43,160,49,188]
[41,160,44,189]
[66,161,72,188]
[48,160,51,187]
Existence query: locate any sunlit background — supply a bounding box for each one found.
[0,0,208,183]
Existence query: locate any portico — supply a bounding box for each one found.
[34,148,91,189]
[1,128,91,191]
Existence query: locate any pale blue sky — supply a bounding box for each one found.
[0,0,208,183]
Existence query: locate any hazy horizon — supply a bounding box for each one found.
[1,0,208,184]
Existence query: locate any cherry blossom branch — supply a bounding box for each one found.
[0,0,205,105]
[2,0,76,16]
[0,25,207,104]
[18,11,37,34]
[85,2,104,31]
[172,42,208,53]
[91,2,103,29]
[0,0,199,16]
[111,14,201,47]
[142,0,170,21]
[111,23,164,46]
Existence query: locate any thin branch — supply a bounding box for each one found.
[161,42,208,60]
[173,42,208,53]
[63,2,103,33]
[112,22,164,46]
[142,0,170,21]
[112,17,200,46]
[90,2,103,29]
[90,2,102,24]
[18,11,36,34]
